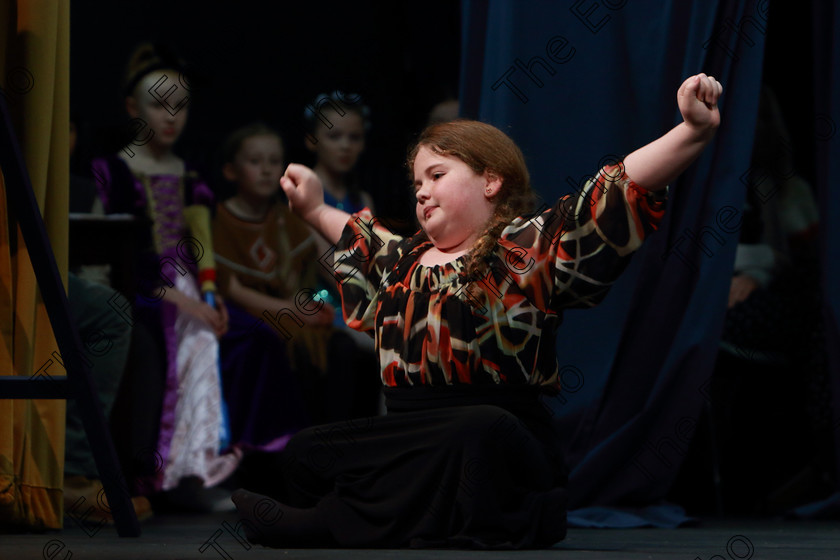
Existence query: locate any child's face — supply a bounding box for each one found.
[307,108,365,175]
[127,70,189,150]
[225,135,284,200]
[413,146,501,252]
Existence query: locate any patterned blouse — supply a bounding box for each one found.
[333,165,666,392]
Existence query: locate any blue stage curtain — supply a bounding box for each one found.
[460,0,782,510]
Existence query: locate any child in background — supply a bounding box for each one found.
[232,74,723,548]
[304,92,375,323]
[304,91,382,417]
[92,42,239,512]
[214,123,376,435]
[304,91,374,214]
[213,122,323,449]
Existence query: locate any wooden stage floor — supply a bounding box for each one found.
[2,513,838,559]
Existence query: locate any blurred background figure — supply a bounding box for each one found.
[302,91,382,418]
[212,122,317,448]
[304,91,375,215]
[677,85,827,516]
[425,97,459,126]
[92,42,239,513]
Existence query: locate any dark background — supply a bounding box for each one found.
[70,1,461,229]
[69,1,815,223]
[760,1,815,186]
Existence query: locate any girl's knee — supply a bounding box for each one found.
[453,405,521,435]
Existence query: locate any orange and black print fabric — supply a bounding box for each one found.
[332,164,667,391]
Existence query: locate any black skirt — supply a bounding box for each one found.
[271,384,569,549]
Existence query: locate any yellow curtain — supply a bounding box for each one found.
[0,0,70,530]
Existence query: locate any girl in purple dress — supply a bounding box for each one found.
[92,43,239,511]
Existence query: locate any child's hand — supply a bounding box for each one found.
[678,73,723,132]
[301,302,335,328]
[280,163,324,220]
[728,274,759,309]
[179,298,228,337]
[214,293,230,337]
[163,288,227,337]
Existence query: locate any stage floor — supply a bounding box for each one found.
[2,513,838,560]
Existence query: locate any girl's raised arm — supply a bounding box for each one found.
[623,74,723,192]
[280,163,351,244]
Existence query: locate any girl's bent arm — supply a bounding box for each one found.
[223,274,333,327]
[224,273,294,319]
[624,74,722,192]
